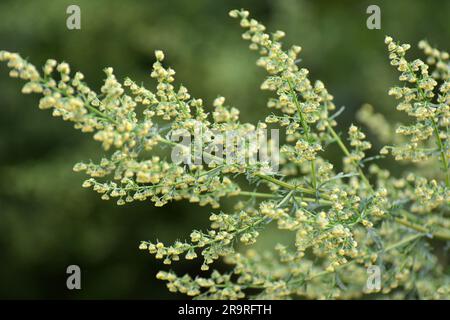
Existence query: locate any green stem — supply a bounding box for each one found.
[325,122,450,239]
[53,81,449,241]
[290,232,425,285]
[431,118,450,187]
[287,79,317,192]
[326,122,374,192]
[253,172,322,197]
[85,104,118,124]
[237,190,331,205]
[310,161,317,191]
[394,214,450,241]
[406,62,449,187]
[161,135,321,198]
[40,80,119,125]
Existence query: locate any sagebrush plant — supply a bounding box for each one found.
[1,9,449,299]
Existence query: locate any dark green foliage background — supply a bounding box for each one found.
[0,0,448,298]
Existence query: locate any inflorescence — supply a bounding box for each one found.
[0,9,449,299]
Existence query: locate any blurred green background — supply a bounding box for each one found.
[0,0,448,298]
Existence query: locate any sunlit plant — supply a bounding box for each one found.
[1,9,449,299]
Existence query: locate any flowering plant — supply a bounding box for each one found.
[1,9,449,299]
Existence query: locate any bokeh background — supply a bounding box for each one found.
[0,0,448,299]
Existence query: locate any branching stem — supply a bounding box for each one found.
[326,122,373,192]
[287,79,318,192]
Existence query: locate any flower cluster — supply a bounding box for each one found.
[344,124,372,173]
[383,36,449,180]
[1,9,449,300]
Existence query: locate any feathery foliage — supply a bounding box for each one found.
[1,9,449,299]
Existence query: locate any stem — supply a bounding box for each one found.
[310,161,317,191]
[40,80,120,125]
[253,172,322,197]
[287,79,317,192]
[237,190,331,205]
[326,122,374,192]
[406,62,449,187]
[325,122,450,240]
[85,104,118,124]
[290,232,425,285]
[394,215,450,241]
[60,82,450,241]
[431,118,450,187]
[57,80,321,200]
